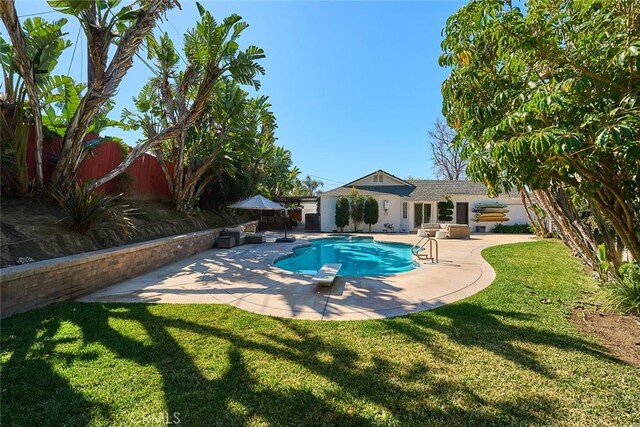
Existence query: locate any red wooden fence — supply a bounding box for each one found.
[25,129,173,201]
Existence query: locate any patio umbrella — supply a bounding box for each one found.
[228,194,284,210]
[227,195,295,242]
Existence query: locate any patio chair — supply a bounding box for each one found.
[221,226,246,246]
[446,224,470,239]
[421,223,443,237]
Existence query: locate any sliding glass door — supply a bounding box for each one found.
[413,203,432,228]
[414,204,423,229]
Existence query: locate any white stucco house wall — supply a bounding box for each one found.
[319,170,529,233]
[299,200,318,224]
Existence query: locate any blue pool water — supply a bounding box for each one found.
[275,236,417,277]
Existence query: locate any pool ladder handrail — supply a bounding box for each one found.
[412,236,438,263]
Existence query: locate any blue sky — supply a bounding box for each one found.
[6,0,465,188]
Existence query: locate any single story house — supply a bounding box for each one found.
[319,170,528,233]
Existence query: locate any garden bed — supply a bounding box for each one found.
[571,306,640,368]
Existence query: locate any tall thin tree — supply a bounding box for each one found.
[428,117,467,180]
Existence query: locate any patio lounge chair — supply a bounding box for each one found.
[221,226,246,246]
[446,224,470,239]
[421,223,442,237]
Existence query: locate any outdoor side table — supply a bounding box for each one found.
[218,236,236,248]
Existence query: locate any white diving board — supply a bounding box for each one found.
[311,263,342,286]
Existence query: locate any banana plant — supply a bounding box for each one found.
[258,145,300,198]
[0,14,70,192]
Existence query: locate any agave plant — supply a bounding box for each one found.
[52,185,138,240]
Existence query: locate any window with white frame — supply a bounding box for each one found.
[402,202,408,219]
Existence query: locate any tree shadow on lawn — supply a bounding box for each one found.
[384,302,622,378]
[0,300,623,426]
[0,314,109,426]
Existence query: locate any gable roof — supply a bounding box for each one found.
[406,180,498,200]
[321,179,517,200]
[343,169,415,188]
[320,185,415,198]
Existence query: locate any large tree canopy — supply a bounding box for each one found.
[440,0,640,263]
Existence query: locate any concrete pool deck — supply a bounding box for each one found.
[80,233,534,320]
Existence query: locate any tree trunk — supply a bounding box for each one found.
[154,147,175,195]
[519,188,545,236]
[173,133,226,212]
[172,131,186,209]
[567,160,640,261]
[589,191,640,263]
[591,206,622,271]
[527,193,547,234]
[51,0,176,191]
[86,68,219,192]
[534,187,601,272]
[0,0,44,190]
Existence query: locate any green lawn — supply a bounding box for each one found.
[1,240,638,426]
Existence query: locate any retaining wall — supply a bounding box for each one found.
[0,221,257,318]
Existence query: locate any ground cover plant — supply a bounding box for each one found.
[491,223,534,234]
[1,241,639,426]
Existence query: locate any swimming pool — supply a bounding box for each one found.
[275,236,417,277]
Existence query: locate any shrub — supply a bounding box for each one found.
[349,188,364,232]
[603,262,640,316]
[335,196,350,232]
[52,185,138,240]
[437,197,454,222]
[363,196,379,232]
[491,223,534,234]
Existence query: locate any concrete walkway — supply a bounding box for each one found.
[80,233,534,320]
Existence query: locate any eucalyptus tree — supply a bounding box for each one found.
[0,13,70,190]
[440,0,640,268]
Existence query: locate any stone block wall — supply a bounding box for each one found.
[0,221,257,318]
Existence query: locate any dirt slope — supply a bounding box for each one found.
[0,197,253,267]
